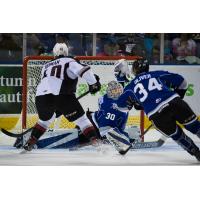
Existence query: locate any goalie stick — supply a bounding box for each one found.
[131,135,167,149]
[0,90,90,138]
[1,127,33,138]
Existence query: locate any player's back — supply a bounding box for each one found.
[126,70,181,117]
[36,57,78,96]
[94,94,128,131]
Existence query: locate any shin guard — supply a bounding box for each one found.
[171,126,199,156]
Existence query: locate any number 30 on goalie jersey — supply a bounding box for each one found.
[94,94,128,132]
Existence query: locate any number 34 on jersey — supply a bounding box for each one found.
[134,78,163,102]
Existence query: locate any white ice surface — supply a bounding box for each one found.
[0,130,200,166]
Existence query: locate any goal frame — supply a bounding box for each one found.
[22,55,144,134]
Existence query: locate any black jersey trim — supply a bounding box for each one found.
[79,66,91,77]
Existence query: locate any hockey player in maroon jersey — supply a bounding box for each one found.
[23,43,101,151]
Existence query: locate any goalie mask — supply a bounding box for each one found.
[53,43,69,57]
[106,81,123,100]
[132,59,149,76]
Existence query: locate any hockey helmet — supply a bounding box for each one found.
[53,43,69,57]
[106,81,123,100]
[132,59,149,75]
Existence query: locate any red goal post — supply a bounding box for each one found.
[22,55,145,134]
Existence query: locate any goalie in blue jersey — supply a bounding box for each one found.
[117,58,200,161]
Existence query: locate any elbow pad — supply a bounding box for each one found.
[82,69,97,85]
[175,79,188,99]
[178,79,188,90]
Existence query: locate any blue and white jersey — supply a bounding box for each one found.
[118,70,186,118]
[93,94,129,133]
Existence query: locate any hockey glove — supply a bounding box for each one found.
[126,96,143,110]
[174,88,187,99]
[89,74,101,94]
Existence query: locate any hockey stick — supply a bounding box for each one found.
[1,91,91,138]
[1,127,33,138]
[140,124,153,138]
[77,90,90,100]
[131,135,166,149]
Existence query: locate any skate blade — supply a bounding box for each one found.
[20,149,29,154]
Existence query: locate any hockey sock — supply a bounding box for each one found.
[25,123,47,149]
[31,123,47,140]
[171,126,199,156]
[82,126,98,141]
[184,118,200,137]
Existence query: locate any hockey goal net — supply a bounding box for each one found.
[22,56,145,133]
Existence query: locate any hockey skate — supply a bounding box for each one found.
[13,136,24,148]
[23,136,37,151]
[191,149,200,162]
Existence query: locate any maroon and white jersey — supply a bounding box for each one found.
[36,57,97,96]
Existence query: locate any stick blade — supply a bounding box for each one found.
[1,128,19,138]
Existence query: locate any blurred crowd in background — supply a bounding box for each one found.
[0,33,200,65]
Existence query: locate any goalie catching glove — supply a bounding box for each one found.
[126,96,143,110]
[89,74,101,94]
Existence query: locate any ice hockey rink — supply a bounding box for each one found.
[0,130,200,166]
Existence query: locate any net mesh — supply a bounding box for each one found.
[22,56,143,130]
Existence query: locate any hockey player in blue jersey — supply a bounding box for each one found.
[117,58,200,161]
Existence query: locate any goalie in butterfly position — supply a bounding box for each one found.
[117,58,200,161]
[22,42,101,151]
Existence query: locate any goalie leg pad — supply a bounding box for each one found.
[106,128,131,155]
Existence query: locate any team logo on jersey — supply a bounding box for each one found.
[112,103,118,110]
[156,98,161,104]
